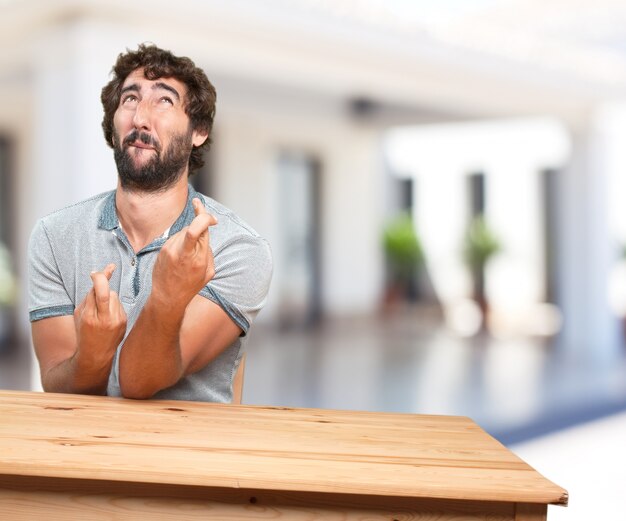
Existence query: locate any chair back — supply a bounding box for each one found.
[231,353,246,404]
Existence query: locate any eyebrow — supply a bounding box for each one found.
[120,84,140,97]
[154,81,181,101]
[120,82,181,101]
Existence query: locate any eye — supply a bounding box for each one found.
[159,96,174,106]
[121,94,138,105]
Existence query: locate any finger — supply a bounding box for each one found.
[183,214,213,251]
[205,256,215,282]
[109,291,127,319]
[192,198,206,217]
[90,271,111,315]
[102,263,116,280]
[192,198,218,226]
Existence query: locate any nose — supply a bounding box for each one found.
[132,100,151,130]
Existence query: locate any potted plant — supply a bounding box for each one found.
[382,213,423,307]
[463,215,501,316]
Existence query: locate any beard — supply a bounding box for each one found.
[113,128,193,193]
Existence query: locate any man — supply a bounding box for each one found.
[28,44,272,403]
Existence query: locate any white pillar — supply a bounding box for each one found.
[415,164,470,304]
[31,21,119,218]
[487,160,544,313]
[556,115,621,363]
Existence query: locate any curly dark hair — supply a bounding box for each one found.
[101,43,216,174]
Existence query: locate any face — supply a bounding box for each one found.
[112,68,208,192]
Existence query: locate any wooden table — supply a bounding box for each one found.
[0,390,567,520]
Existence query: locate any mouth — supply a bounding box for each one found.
[122,130,160,153]
[128,141,156,151]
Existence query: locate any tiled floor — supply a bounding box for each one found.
[242,308,626,445]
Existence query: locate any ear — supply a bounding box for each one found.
[192,129,209,147]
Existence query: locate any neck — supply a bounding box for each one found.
[115,176,190,252]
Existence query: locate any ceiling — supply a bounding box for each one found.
[295,0,626,89]
[2,0,626,125]
[3,0,626,90]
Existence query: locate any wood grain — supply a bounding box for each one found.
[0,475,519,520]
[0,390,567,518]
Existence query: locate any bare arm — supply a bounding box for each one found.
[118,198,242,399]
[31,264,127,395]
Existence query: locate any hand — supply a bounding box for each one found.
[74,263,128,369]
[152,198,218,308]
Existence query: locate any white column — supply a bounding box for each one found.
[415,164,470,304]
[320,128,386,315]
[31,21,119,219]
[487,160,544,314]
[556,115,621,363]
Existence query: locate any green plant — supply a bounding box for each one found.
[383,213,423,284]
[463,215,501,271]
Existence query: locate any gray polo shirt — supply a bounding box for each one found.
[28,184,272,403]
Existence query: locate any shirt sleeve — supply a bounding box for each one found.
[200,234,273,335]
[28,219,74,322]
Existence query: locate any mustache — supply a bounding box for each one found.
[122,130,161,153]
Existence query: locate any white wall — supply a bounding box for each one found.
[215,92,386,319]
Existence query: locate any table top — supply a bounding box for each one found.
[0,390,567,505]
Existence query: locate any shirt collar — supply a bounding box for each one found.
[169,184,199,237]
[98,183,200,237]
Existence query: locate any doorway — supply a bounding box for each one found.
[277,152,322,328]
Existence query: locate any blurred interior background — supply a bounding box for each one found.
[1,0,626,518]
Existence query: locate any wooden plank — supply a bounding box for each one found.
[0,475,518,520]
[0,390,568,506]
[515,503,547,521]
